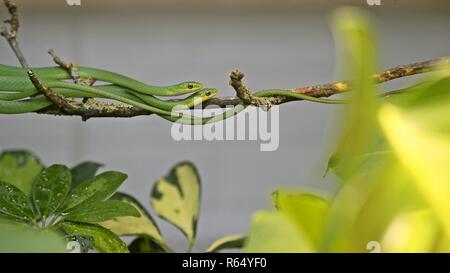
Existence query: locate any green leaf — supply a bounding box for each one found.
[0,181,35,222]
[244,211,314,253]
[271,190,330,247]
[328,7,379,179]
[61,221,129,253]
[206,235,245,253]
[0,219,67,252]
[62,200,140,223]
[99,192,167,250]
[58,171,127,213]
[128,237,166,253]
[70,161,103,188]
[150,161,201,251]
[31,164,72,220]
[0,150,44,195]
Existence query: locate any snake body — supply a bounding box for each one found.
[0,88,217,114]
[0,76,216,112]
[0,64,203,96]
[0,97,53,114]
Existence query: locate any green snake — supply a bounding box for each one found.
[0,64,203,96]
[0,76,217,112]
[0,76,219,117]
[0,89,218,115]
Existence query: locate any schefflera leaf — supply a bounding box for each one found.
[61,221,129,253]
[150,161,201,251]
[32,164,71,220]
[58,171,127,213]
[62,200,140,223]
[99,192,168,251]
[206,235,245,253]
[0,181,35,222]
[70,161,103,188]
[128,237,166,253]
[0,150,44,195]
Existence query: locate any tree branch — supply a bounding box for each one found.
[0,0,87,117]
[36,56,450,118]
[293,57,450,97]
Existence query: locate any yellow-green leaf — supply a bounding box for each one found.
[99,192,167,250]
[381,210,440,253]
[61,221,128,253]
[206,235,245,253]
[322,160,429,252]
[379,104,450,236]
[388,69,450,134]
[244,211,314,253]
[150,161,201,251]
[272,190,330,247]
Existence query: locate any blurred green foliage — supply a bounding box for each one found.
[244,7,450,253]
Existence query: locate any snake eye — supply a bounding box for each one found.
[205,91,211,96]
[187,84,194,89]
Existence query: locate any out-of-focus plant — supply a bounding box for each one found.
[243,7,450,253]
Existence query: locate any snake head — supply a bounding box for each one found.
[198,88,218,102]
[177,81,203,93]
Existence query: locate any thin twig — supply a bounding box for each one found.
[1,0,85,116]
[48,48,97,86]
[48,48,83,84]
